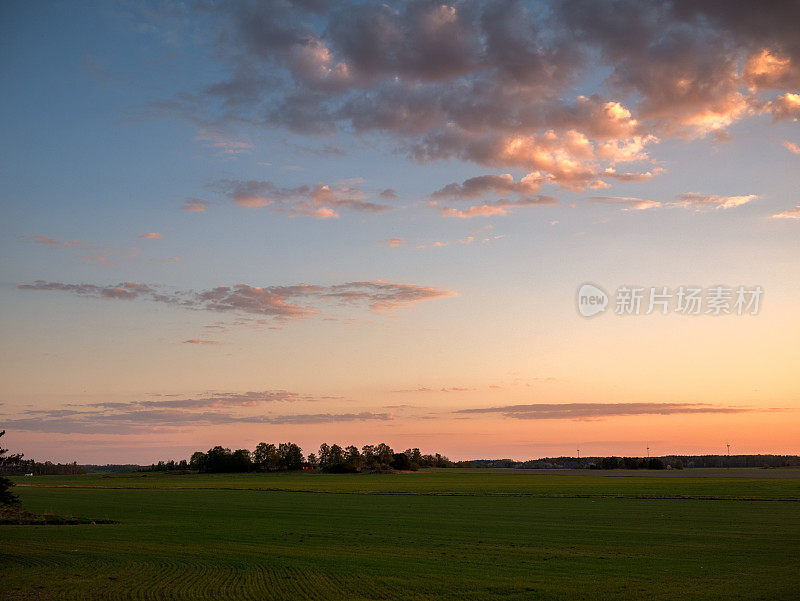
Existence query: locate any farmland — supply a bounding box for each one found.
[2,469,800,600]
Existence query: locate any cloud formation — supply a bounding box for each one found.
[18,279,455,322]
[672,193,758,210]
[455,402,761,420]
[0,390,393,434]
[213,178,392,218]
[147,0,800,202]
[440,195,558,218]
[772,205,800,220]
[30,235,83,247]
[590,196,662,210]
[181,198,211,212]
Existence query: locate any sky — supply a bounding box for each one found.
[1,0,799,464]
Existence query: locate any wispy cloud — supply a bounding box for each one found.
[83,255,117,267]
[671,193,758,210]
[440,195,558,218]
[18,279,455,322]
[181,198,211,212]
[0,388,393,434]
[772,205,800,220]
[139,232,163,239]
[590,196,662,210]
[782,141,800,154]
[213,178,392,218]
[455,402,764,420]
[196,130,254,156]
[30,235,83,247]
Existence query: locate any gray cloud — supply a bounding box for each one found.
[1,390,392,434]
[212,178,392,217]
[18,279,455,321]
[455,402,762,420]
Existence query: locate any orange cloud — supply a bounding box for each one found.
[139,232,162,239]
[772,205,800,220]
[782,141,800,154]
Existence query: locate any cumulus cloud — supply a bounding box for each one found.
[772,205,800,219]
[18,279,455,322]
[139,0,800,200]
[213,178,392,218]
[455,402,761,420]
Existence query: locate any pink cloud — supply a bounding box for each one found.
[139,232,162,239]
[181,198,211,212]
[30,235,82,247]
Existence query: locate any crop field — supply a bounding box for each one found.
[2,469,799,600]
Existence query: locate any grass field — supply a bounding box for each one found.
[2,469,799,600]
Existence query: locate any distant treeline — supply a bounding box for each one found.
[456,454,800,470]
[142,443,454,474]
[0,458,87,476]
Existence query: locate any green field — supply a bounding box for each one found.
[2,470,799,600]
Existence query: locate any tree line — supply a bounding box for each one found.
[456,454,800,470]
[144,442,453,474]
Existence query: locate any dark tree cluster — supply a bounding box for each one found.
[140,459,189,473]
[4,459,87,476]
[179,441,452,474]
[589,457,667,470]
[314,443,452,473]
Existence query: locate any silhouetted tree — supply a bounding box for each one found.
[361,444,377,469]
[278,442,304,470]
[0,431,21,506]
[405,448,423,469]
[231,449,252,472]
[345,445,363,470]
[253,442,280,471]
[189,451,207,472]
[391,452,412,471]
[375,443,394,466]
